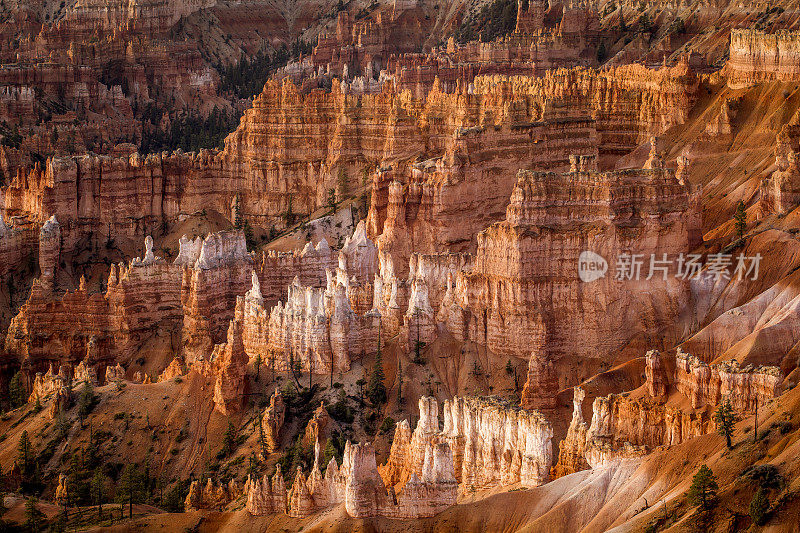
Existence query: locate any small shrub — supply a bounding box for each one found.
[378,417,396,434]
[749,487,769,526]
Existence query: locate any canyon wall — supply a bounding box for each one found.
[726,29,800,89]
[5,221,380,392]
[4,62,697,261]
[437,156,699,367]
[553,348,784,475]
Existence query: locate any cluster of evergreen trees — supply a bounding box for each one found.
[218,40,312,101]
[140,106,240,155]
[453,0,519,44]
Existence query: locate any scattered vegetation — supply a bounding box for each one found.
[454,0,518,44]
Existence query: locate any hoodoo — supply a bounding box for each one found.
[1,1,800,531]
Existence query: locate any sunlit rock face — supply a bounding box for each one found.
[381,396,553,491]
[438,160,700,380]
[726,29,800,89]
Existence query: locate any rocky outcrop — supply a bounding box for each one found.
[521,352,559,412]
[184,478,241,511]
[181,230,253,361]
[28,364,72,418]
[726,29,800,89]
[554,347,785,474]
[5,235,185,372]
[760,148,800,215]
[55,474,69,505]
[645,350,669,401]
[28,364,69,403]
[37,216,61,292]
[192,311,249,416]
[301,402,331,450]
[244,465,287,515]
[104,363,126,384]
[0,214,37,280]
[674,349,782,412]
[382,396,552,491]
[552,387,589,478]
[261,390,286,454]
[73,357,98,386]
[158,357,186,382]
[247,435,458,519]
[583,393,711,469]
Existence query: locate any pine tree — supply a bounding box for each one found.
[355,378,366,405]
[284,194,295,226]
[78,381,96,426]
[17,430,36,489]
[91,467,106,519]
[714,399,738,448]
[322,438,338,466]
[257,414,267,457]
[597,41,607,63]
[254,353,262,382]
[9,371,26,408]
[687,465,718,511]
[749,487,769,525]
[368,350,386,405]
[397,359,403,409]
[24,497,43,532]
[117,464,143,518]
[222,420,237,457]
[327,188,338,213]
[734,200,747,240]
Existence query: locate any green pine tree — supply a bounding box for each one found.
[734,200,747,240]
[24,497,43,532]
[749,487,769,525]
[91,467,106,519]
[17,430,39,492]
[322,438,338,467]
[222,421,237,457]
[327,188,338,213]
[714,399,738,449]
[9,371,26,408]
[687,465,718,511]
[116,464,143,518]
[368,350,386,405]
[78,381,96,426]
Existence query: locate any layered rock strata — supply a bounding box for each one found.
[554,348,784,474]
[244,465,288,515]
[674,349,782,412]
[261,390,286,454]
[552,387,589,478]
[5,63,696,258]
[437,160,700,369]
[726,29,800,89]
